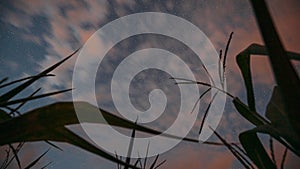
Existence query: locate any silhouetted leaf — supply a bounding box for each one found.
[0,101,197,168]
[0,49,78,104]
[236,43,300,112]
[8,144,21,169]
[0,74,54,89]
[265,86,300,151]
[239,130,276,169]
[124,124,136,169]
[199,92,218,134]
[280,148,288,169]
[233,97,268,126]
[0,88,72,107]
[24,149,49,169]
[0,77,8,85]
[1,102,198,145]
[250,0,300,135]
[233,95,300,157]
[213,128,253,169]
[9,88,41,117]
[244,125,300,156]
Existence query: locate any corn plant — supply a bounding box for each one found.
[175,0,300,168]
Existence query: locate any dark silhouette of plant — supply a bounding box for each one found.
[0,48,199,168]
[175,0,300,168]
[115,125,166,169]
[2,0,299,168]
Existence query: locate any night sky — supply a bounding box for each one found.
[0,0,300,168]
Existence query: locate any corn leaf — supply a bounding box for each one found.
[0,102,197,145]
[265,86,300,151]
[239,129,277,169]
[236,43,300,112]
[0,101,198,168]
[250,0,300,136]
[232,97,268,126]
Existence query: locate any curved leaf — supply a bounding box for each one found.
[0,101,198,167]
[248,0,300,135]
[0,102,198,145]
[232,97,268,126]
[239,129,276,169]
[265,86,300,151]
[236,43,300,112]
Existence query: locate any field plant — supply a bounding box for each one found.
[1,0,299,169]
[175,0,300,168]
[0,49,199,168]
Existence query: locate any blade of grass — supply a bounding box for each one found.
[233,97,269,126]
[41,161,52,169]
[138,155,143,169]
[0,88,72,107]
[170,77,197,83]
[199,92,218,134]
[270,136,276,164]
[190,88,211,114]
[212,127,253,169]
[133,158,141,168]
[280,148,288,169]
[2,143,24,169]
[219,49,223,87]
[203,141,240,146]
[8,144,21,169]
[3,106,21,117]
[0,49,78,104]
[239,130,277,169]
[0,74,54,89]
[174,78,235,98]
[24,148,50,169]
[0,148,10,169]
[8,88,41,116]
[223,32,234,71]
[44,140,63,151]
[201,64,216,87]
[51,127,139,169]
[124,123,137,169]
[133,158,141,167]
[144,142,150,169]
[0,77,8,85]
[232,143,248,157]
[149,154,159,169]
[153,160,166,169]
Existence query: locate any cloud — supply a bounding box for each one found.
[2,0,299,97]
[1,0,300,168]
